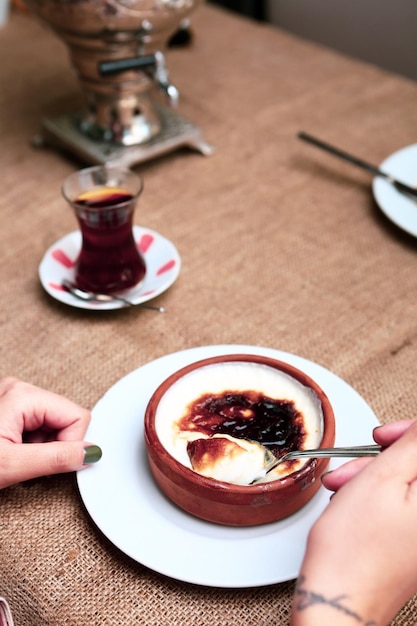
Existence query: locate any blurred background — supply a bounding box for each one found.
[6,0,417,82]
[209,0,417,81]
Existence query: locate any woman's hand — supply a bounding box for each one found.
[0,377,101,489]
[322,419,415,492]
[291,419,417,626]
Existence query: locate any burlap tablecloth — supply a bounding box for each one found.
[1,3,417,624]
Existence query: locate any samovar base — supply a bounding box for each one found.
[32,103,214,168]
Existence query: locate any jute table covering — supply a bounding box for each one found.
[2,3,417,624]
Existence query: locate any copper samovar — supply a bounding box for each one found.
[25,0,213,166]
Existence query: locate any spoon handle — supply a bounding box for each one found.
[96,293,164,312]
[62,280,165,312]
[264,444,381,473]
[282,444,381,461]
[298,131,417,198]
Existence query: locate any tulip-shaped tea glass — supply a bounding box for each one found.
[62,165,146,294]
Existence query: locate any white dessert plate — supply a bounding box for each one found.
[39,226,181,310]
[372,143,417,237]
[77,344,379,588]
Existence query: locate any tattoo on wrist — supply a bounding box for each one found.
[294,576,376,626]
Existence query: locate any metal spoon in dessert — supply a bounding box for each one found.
[251,443,381,484]
[62,279,165,312]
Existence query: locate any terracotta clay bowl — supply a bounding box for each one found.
[144,354,335,526]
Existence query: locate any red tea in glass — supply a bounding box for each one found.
[62,166,146,294]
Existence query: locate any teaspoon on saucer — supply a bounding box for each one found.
[62,279,165,312]
[251,444,381,484]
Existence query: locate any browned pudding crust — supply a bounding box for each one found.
[178,390,307,466]
[187,437,245,474]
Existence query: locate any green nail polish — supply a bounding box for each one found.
[84,445,102,464]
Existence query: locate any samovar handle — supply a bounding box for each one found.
[98,51,179,106]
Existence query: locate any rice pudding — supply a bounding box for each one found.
[154,360,323,485]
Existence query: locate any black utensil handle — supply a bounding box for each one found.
[298,131,383,178]
[99,55,156,76]
[298,131,417,199]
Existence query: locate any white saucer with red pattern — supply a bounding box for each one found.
[39,225,181,310]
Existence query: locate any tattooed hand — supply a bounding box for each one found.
[291,419,417,626]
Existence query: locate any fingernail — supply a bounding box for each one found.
[321,470,333,481]
[83,445,102,464]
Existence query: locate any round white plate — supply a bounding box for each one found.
[372,143,417,237]
[39,226,181,310]
[77,345,379,588]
